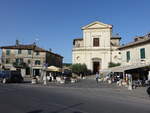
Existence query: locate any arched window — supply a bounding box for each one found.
[35,60,41,65]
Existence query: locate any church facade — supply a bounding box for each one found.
[72,21,121,73]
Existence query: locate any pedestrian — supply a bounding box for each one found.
[96,72,100,84]
[147,87,150,97]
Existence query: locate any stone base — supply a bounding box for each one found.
[31,79,37,84]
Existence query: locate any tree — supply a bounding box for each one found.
[71,63,88,76]
[81,64,88,73]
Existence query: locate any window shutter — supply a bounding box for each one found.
[140,48,145,59]
[126,51,130,62]
[6,49,10,56]
[18,49,22,54]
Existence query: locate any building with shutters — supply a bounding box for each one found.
[117,33,150,81]
[0,40,63,77]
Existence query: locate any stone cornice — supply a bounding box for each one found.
[81,21,112,30]
[72,48,111,51]
[82,27,111,30]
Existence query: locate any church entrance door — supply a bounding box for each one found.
[93,62,100,74]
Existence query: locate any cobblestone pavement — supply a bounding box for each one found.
[47,79,118,88]
[24,75,120,89]
[22,76,150,100]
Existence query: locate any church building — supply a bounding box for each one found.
[72,21,121,73]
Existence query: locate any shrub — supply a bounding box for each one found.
[108,62,121,68]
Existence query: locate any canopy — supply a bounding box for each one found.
[46,66,62,72]
[110,66,125,72]
[110,62,150,72]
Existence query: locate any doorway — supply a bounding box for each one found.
[93,62,100,74]
[33,69,40,76]
[26,67,30,75]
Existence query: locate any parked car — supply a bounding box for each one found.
[62,69,72,77]
[0,70,23,83]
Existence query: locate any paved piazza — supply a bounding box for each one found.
[0,78,150,113]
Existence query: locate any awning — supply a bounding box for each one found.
[110,62,150,72]
[110,66,125,72]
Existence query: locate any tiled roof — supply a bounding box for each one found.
[73,38,83,41]
[0,44,46,52]
[119,38,150,49]
[0,44,63,58]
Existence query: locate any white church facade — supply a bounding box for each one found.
[72,21,121,73]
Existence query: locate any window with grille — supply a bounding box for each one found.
[93,38,99,47]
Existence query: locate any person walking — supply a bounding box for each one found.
[96,72,100,84]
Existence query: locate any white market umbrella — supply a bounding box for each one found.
[47,66,62,72]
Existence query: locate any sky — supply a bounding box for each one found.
[0,0,150,63]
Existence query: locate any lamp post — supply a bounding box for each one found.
[31,44,36,78]
[43,63,48,85]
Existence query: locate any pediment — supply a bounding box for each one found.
[82,21,112,30]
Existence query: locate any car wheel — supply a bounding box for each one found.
[2,78,7,84]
